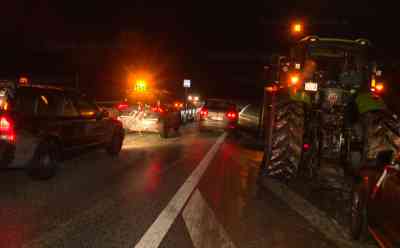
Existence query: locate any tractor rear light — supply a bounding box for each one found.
[0,116,15,142]
[375,83,384,92]
[303,143,310,151]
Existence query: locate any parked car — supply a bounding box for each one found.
[351,150,400,247]
[116,97,181,138]
[0,81,124,180]
[198,99,238,131]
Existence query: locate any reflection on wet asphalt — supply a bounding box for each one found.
[1,124,346,248]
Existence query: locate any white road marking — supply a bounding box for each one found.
[182,189,237,248]
[261,179,376,248]
[134,133,227,248]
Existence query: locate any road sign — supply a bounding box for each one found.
[183,79,191,88]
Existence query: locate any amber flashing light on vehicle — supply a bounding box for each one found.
[292,23,302,33]
[290,74,300,86]
[134,80,148,92]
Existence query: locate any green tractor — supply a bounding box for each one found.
[261,36,400,181]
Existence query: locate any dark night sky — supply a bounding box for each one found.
[1,1,399,100]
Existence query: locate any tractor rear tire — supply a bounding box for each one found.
[362,111,400,167]
[264,100,305,180]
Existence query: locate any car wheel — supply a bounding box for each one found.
[107,129,124,157]
[350,184,368,241]
[160,122,169,138]
[28,141,58,180]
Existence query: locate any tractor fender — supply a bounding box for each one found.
[288,89,311,105]
[355,92,386,114]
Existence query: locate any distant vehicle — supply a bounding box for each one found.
[198,99,238,131]
[116,98,181,138]
[0,81,124,180]
[351,150,400,247]
[180,101,198,123]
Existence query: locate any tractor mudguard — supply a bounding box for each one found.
[355,92,386,114]
[288,89,311,105]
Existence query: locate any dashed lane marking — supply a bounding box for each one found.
[134,133,227,248]
[182,189,237,248]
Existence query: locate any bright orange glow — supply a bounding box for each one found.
[375,83,384,92]
[292,23,302,33]
[266,85,278,92]
[290,75,300,86]
[134,80,148,92]
[19,77,29,85]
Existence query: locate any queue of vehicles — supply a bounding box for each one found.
[0,78,238,180]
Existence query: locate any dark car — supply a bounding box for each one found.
[351,150,400,247]
[198,99,238,131]
[116,98,181,138]
[0,81,124,180]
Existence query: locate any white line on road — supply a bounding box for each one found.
[261,179,376,248]
[182,189,237,248]
[134,133,227,248]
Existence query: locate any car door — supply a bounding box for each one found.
[59,94,86,149]
[379,167,400,246]
[73,95,109,145]
[368,166,400,246]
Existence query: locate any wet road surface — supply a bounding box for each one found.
[1,124,359,248]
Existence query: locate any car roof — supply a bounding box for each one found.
[206,98,235,104]
[299,36,372,47]
[18,85,80,95]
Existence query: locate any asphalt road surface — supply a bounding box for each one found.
[1,124,366,248]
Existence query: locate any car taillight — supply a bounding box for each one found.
[200,108,208,118]
[0,116,15,142]
[117,103,129,111]
[226,111,237,120]
[152,107,165,113]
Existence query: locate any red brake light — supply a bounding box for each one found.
[0,116,11,132]
[226,111,237,120]
[200,107,208,117]
[117,103,129,110]
[0,116,15,142]
[152,107,165,113]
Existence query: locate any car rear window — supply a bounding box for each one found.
[15,91,36,116]
[205,100,235,110]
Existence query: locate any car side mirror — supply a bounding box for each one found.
[376,150,393,167]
